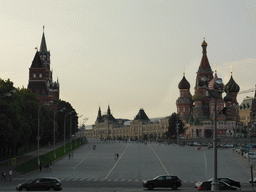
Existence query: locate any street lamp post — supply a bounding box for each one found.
[176,122,179,145]
[76,115,83,146]
[251,160,254,190]
[208,78,224,191]
[70,114,77,150]
[64,111,74,153]
[37,106,41,165]
[212,90,218,191]
[54,108,65,158]
[247,124,250,155]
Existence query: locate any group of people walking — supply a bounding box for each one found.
[39,162,52,172]
[1,170,12,181]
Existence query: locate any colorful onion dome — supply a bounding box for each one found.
[224,93,233,102]
[225,75,240,93]
[192,92,205,101]
[178,74,190,89]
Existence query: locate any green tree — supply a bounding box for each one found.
[56,100,78,143]
[0,78,78,159]
[167,113,184,138]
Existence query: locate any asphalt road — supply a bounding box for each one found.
[1,139,255,191]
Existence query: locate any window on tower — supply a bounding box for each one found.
[39,73,42,78]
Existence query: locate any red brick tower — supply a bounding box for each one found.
[28,27,59,113]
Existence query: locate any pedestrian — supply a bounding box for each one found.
[40,163,42,172]
[116,153,119,159]
[69,153,71,159]
[72,151,73,158]
[1,171,5,180]
[8,170,12,181]
[2,171,6,180]
[49,163,52,172]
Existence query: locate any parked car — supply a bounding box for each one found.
[245,152,256,159]
[195,178,241,190]
[16,177,62,191]
[249,178,256,183]
[143,175,181,190]
[195,181,240,190]
[193,142,201,146]
[236,148,247,153]
[222,144,234,148]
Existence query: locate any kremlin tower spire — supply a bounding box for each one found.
[28,27,59,113]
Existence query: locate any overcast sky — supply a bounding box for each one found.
[1,0,256,125]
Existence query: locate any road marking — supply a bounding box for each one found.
[204,151,207,179]
[149,144,169,175]
[104,143,130,180]
[114,179,118,181]
[128,179,132,182]
[121,179,125,181]
[79,178,87,181]
[73,148,93,169]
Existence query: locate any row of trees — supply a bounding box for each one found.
[0,78,78,159]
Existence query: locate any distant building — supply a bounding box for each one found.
[28,28,59,113]
[86,107,169,140]
[251,88,256,125]
[239,97,253,127]
[92,105,130,140]
[176,39,240,138]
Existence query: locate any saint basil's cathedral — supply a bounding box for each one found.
[176,39,240,138]
[28,28,59,113]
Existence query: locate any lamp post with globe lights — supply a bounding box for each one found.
[53,108,65,158]
[64,111,74,153]
[207,74,225,191]
[37,105,41,165]
[70,114,80,150]
[75,115,83,146]
[176,121,179,145]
